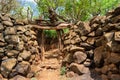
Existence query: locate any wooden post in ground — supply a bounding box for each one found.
[41,30,45,60]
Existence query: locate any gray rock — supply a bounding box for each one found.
[70,45,85,52]
[70,63,90,75]
[4,27,16,35]
[77,21,91,36]
[19,50,31,60]
[15,61,30,76]
[6,50,19,57]
[2,21,13,26]
[1,58,17,78]
[5,35,19,44]
[73,51,87,64]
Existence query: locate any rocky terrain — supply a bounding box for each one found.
[0,13,40,79]
[62,7,120,80]
[0,6,120,80]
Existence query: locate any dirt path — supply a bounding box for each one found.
[35,49,68,80]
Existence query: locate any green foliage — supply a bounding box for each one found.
[35,0,120,21]
[44,30,57,38]
[60,66,67,75]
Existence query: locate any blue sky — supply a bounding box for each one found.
[18,0,39,17]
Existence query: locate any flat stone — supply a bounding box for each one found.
[6,50,19,57]
[70,45,85,52]
[2,21,13,26]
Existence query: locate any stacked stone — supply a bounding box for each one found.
[62,7,120,80]
[0,13,40,79]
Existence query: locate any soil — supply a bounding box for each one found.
[35,49,68,80]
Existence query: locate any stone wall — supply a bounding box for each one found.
[0,13,40,79]
[62,7,120,80]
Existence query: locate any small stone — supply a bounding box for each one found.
[114,31,120,41]
[95,27,103,36]
[104,32,114,42]
[81,36,87,41]
[86,37,95,45]
[84,59,91,67]
[2,21,13,26]
[88,31,95,37]
[73,51,87,64]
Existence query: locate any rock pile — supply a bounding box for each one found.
[0,13,40,79]
[62,7,120,80]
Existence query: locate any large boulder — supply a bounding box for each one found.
[1,58,17,77]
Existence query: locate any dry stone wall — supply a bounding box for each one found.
[0,13,40,79]
[62,7,120,80]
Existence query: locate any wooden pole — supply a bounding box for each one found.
[41,30,45,60]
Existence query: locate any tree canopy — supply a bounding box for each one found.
[35,0,120,22]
